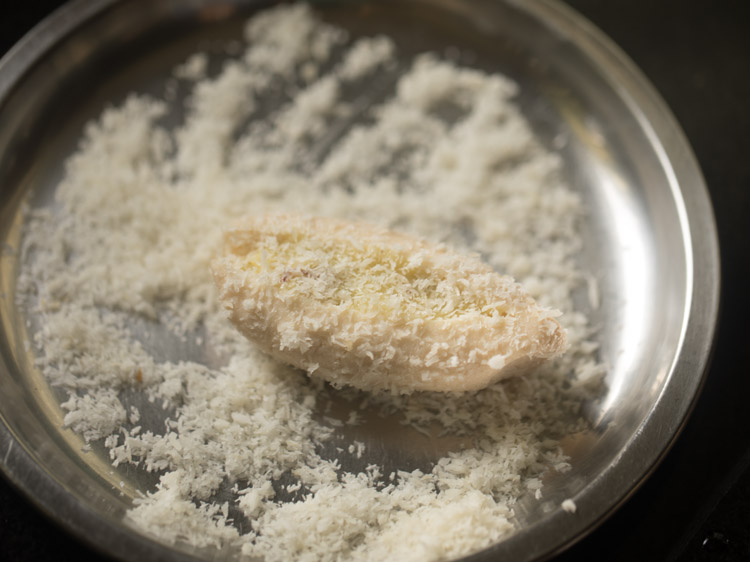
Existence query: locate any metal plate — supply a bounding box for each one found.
[0,0,719,561]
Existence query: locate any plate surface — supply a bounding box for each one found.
[0,0,719,561]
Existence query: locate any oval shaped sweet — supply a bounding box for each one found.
[211,214,567,393]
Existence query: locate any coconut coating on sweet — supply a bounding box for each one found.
[212,214,567,393]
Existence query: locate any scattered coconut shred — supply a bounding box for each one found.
[18,4,604,561]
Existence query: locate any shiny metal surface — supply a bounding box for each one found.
[0,1,719,561]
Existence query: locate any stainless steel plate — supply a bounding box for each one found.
[0,1,719,561]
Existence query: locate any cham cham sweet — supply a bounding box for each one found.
[212,214,568,393]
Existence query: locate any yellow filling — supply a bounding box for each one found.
[241,235,508,320]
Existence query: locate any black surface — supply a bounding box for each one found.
[1,1,749,561]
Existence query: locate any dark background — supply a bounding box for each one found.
[1,1,748,561]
